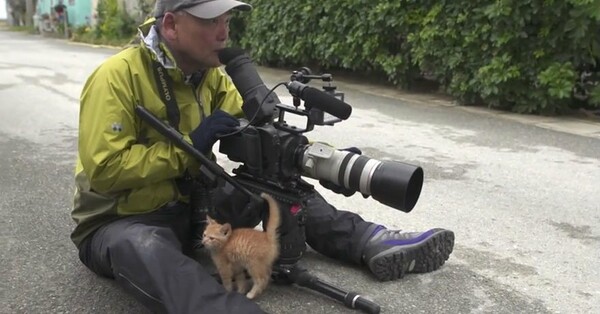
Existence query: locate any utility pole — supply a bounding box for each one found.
[25,0,34,27]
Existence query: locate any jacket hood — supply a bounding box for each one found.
[138,18,177,70]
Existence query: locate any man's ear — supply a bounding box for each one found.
[159,12,179,41]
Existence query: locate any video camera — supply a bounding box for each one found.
[217,48,424,213]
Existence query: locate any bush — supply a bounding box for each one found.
[232,0,600,114]
[72,0,139,46]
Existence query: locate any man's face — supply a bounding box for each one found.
[171,11,231,69]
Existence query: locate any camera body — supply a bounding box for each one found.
[219,119,309,187]
[219,67,343,192]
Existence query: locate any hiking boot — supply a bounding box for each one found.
[362,226,454,281]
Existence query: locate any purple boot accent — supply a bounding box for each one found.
[369,225,386,238]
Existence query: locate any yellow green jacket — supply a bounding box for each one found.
[71,20,244,246]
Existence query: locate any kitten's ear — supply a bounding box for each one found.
[221,223,232,236]
[206,215,216,224]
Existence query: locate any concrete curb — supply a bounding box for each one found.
[360,85,600,140]
[66,40,124,50]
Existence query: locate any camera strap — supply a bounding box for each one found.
[151,60,180,131]
[150,59,198,196]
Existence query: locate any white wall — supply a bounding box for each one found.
[0,0,7,20]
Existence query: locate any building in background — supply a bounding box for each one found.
[36,0,93,27]
[2,0,153,29]
[1,0,7,20]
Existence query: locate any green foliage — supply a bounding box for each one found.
[9,25,37,34]
[94,0,138,42]
[590,84,600,105]
[233,0,600,114]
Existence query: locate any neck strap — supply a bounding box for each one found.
[151,60,180,131]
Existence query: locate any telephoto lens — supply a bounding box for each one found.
[300,142,423,212]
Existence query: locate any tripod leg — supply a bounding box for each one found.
[276,265,381,314]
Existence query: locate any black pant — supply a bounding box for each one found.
[78,192,378,314]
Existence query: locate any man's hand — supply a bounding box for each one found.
[210,181,265,229]
[319,147,363,197]
[190,110,239,154]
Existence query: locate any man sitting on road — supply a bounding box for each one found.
[71,0,455,312]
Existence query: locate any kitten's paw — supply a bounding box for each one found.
[246,291,257,299]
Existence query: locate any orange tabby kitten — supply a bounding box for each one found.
[202,192,280,299]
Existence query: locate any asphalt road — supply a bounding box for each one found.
[1,30,599,314]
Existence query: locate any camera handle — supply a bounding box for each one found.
[135,105,381,314]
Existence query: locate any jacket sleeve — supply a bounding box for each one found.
[78,58,189,193]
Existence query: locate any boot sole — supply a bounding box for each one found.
[367,230,454,281]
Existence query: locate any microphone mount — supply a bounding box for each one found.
[290,67,337,105]
[290,67,332,84]
[281,67,350,129]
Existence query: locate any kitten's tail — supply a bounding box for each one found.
[261,193,280,240]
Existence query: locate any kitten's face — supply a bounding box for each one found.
[201,217,231,251]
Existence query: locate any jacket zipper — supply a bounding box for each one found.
[192,72,208,120]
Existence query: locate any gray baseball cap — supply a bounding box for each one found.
[154,0,252,19]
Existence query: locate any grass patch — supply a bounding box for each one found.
[8,25,38,34]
